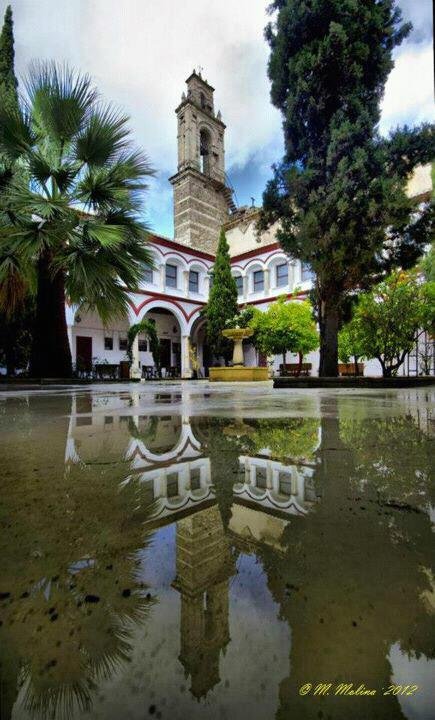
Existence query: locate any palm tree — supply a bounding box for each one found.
[0,62,154,377]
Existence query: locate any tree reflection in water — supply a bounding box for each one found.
[0,395,157,720]
[257,399,434,720]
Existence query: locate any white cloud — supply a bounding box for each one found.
[3,0,434,234]
[380,43,435,135]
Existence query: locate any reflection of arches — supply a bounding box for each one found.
[130,418,200,464]
[199,127,211,175]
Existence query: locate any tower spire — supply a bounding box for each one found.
[169,72,235,254]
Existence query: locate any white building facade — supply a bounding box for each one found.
[66,72,432,379]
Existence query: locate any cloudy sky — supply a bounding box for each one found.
[3,0,434,237]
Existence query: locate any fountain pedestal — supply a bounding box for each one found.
[209,327,269,382]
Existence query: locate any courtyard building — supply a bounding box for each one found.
[66,71,433,379]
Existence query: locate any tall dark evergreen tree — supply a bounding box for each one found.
[0,4,19,186]
[0,4,32,377]
[0,6,18,108]
[260,0,435,376]
[205,228,238,363]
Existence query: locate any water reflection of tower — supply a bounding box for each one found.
[172,505,235,699]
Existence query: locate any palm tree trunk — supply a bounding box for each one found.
[30,250,72,378]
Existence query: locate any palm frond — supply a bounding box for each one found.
[24,61,98,145]
[4,181,72,220]
[0,103,35,160]
[74,105,130,167]
[0,230,36,314]
[82,220,129,247]
[75,150,154,212]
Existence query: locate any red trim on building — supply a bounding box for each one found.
[149,234,215,262]
[230,242,280,263]
[241,289,307,306]
[129,289,205,306]
[129,295,203,323]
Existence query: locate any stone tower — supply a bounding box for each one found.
[169,71,235,254]
[172,505,234,699]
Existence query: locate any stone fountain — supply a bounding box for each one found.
[209,326,269,382]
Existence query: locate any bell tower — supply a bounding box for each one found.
[169,70,235,254]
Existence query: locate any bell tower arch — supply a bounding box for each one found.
[169,71,235,254]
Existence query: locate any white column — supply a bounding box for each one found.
[129,333,141,380]
[288,261,295,290]
[264,268,270,294]
[266,461,273,490]
[183,270,190,297]
[243,275,248,300]
[159,264,166,291]
[181,335,192,379]
[244,458,250,484]
[67,325,73,361]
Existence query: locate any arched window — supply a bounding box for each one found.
[200,92,206,109]
[199,128,211,175]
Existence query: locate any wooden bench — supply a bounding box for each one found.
[279,363,312,377]
[338,363,364,377]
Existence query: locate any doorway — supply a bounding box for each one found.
[159,339,172,370]
[76,336,92,374]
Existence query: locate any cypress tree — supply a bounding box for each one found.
[0,4,19,185]
[261,0,435,376]
[206,229,238,363]
[0,4,28,378]
[0,5,18,113]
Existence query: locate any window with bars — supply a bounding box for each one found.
[253,269,264,292]
[166,263,177,288]
[104,336,113,350]
[189,270,199,293]
[276,263,288,287]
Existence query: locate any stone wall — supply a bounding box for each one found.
[172,169,229,254]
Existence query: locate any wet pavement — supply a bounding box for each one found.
[0,382,434,720]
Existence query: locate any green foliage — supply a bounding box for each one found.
[340,411,434,508]
[0,4,19,185]
[205,229,238,362]
[261,0,435,375]
[127,319,160,371]
[350,271,434,377]
[0,61,155,376]
[242,417,320,463]
[338,319,366,364]
[0,6,18,117]
[420,242,435,284]
[225,304,258,329]
[250,296,319,365]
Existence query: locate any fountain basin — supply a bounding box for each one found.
[209,327,268,381]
